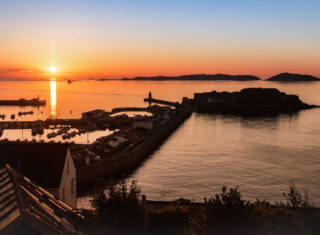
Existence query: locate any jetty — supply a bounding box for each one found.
[0,97,46,106]
[111,107,148,114]
[0,119,85,129]
[144,92,181,107]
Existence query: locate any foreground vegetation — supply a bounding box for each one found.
[84,181,320,235]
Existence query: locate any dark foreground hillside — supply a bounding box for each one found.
[83,182,320,235]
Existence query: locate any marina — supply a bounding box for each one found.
[0,90,192,188]
[1,80,320,205]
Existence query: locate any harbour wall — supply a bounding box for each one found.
[76,107,192,186]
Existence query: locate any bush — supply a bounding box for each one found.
[200,186,255,235]
[282,185,313,208]
[88,183,317,235]
[91,180,147,234]
[147,205,191,235]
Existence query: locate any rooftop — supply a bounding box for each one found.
[0,143,70,188]
[0,164,85,234]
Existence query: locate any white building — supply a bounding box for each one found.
[0,143,77,208]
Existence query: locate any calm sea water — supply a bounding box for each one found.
[0,80,319,205]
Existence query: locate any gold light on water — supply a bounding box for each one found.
[50,80,57,118]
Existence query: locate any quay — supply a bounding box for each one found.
[0,119,87,129]
[72,92,192,187]
[75,104,192,186]
[0,97,46,106]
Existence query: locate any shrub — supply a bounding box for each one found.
[91,180,147,234]
[282,185,313,208]
[200,186,256,234]
[146,205,191,235]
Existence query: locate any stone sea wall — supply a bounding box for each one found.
[76,108,192,186]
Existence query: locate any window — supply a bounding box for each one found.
[71,178,74,195]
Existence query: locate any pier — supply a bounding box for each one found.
[111,107,149,114]
[144,92,181,107]
[0,98,46,106]
[0,119,87,129]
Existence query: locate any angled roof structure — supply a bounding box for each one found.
[0,143,69,188]
[0,164,85,234]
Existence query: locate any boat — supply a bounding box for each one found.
[68,80,72,84]
[18,111,34,116]
[31,129,37,136]
[32,126,44,136]
[11,114,15,120]
[47,131,58,138]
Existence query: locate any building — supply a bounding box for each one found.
[0,143,77,208]
[0,164,85,234]
[81,109,105,120]
[132,120,153,130]
[107,136,128,149]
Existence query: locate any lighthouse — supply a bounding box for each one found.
[148,91,152,105]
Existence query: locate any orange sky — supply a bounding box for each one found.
[1,0,319,80]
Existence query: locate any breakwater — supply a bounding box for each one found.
[0,98,46,106]
[0,119,87,129]
[76,107,192,186]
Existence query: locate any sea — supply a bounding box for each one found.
[0,80,319,206]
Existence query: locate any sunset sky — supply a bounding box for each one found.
[0,0,319,80]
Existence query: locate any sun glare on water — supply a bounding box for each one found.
[49,66,57,73]
[50,80,57,118]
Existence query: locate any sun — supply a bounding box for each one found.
[49,66,57,73]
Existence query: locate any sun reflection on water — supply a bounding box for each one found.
[50,80,57,118]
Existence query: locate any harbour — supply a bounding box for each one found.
[0,80,320,205]
[1,1,320,233]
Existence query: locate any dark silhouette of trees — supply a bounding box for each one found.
[87,183,318,235]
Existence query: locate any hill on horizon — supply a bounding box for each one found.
[267,73,320,82]
[122,74,261,81]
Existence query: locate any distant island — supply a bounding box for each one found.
[95,72,320,82]
[267,72,320,82]
[121,74,261,81]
